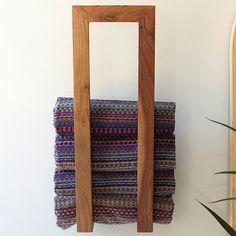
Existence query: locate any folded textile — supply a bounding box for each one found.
[53,97,176,230]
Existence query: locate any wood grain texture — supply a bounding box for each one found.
[72,6,93,232]
[230,16,236,229]
[72,6,155,232]
[137,7,155,233]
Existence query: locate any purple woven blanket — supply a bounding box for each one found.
[54,97,176,229]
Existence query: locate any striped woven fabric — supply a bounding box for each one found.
[54,97,176,230]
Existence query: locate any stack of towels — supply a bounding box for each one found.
[53,97,176,230]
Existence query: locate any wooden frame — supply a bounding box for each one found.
[230,16,236,229]
[72,6,155,232]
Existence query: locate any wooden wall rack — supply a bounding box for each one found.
[72,5,155,233]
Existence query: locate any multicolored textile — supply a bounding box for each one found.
[53,97,176,230]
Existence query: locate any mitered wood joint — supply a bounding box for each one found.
[72,5,155,233]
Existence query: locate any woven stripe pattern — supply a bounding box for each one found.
[54,97,176,230]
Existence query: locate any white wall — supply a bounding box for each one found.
[0,0,235,236]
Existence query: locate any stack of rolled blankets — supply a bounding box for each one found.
[53,97,176,230]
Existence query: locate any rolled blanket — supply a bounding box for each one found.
[53,97,176,230]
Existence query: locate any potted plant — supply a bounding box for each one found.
[199,118,236,235]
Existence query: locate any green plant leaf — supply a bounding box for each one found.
[210,197,236,204]
[198,200,236,235]
[205,117,236,132]
[215,171,236,175]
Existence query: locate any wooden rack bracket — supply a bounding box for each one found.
[72,5,155,233]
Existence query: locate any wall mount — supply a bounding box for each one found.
[72,5,155,233]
